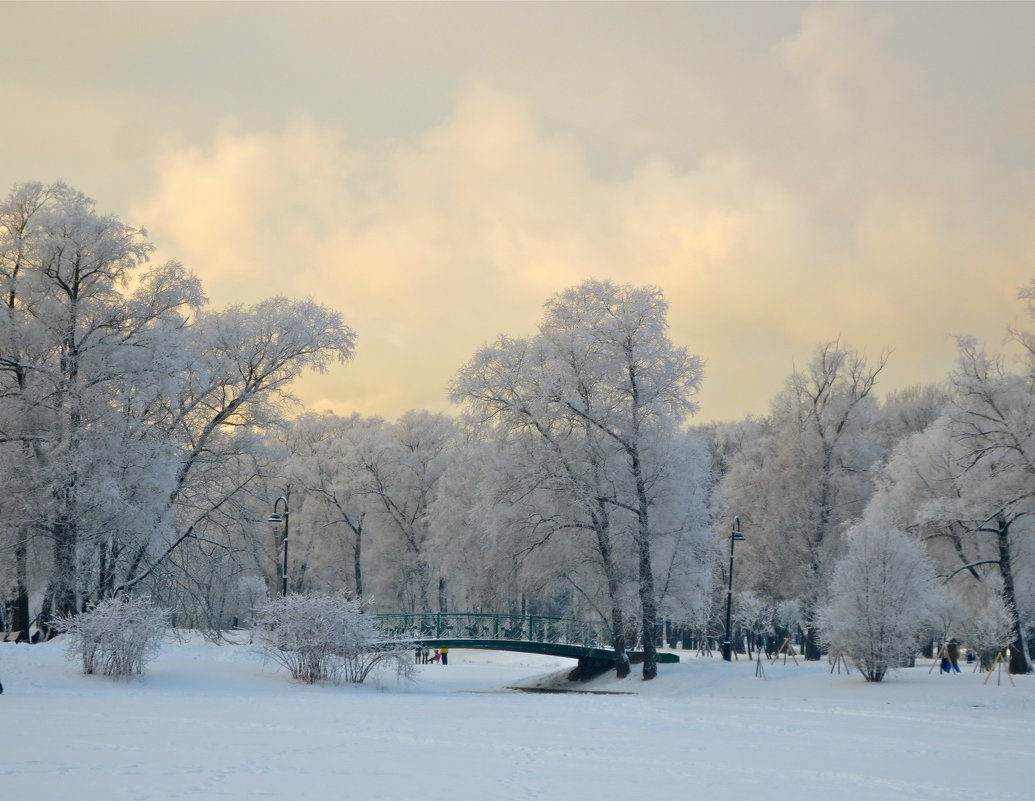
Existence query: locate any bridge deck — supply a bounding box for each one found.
[377,613,679,664]
[396,637,679,663]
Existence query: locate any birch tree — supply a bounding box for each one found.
[349,411,456,612]
[878,339,1035,674]
[0,182,203,622]
[285,412,386,598]
[453,280,704,679]
[0,182,356,629]
[715,341,886,658]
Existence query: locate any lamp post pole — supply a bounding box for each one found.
[722,516,745,662]
[269,496,289,597]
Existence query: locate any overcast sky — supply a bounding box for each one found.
[2,2,1033,423]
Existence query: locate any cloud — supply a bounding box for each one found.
[133,58,1034,424]
[134,86,822,420]
[777,3,906,128]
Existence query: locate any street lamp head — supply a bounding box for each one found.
[732,531,745,542]
[268,513,283,524]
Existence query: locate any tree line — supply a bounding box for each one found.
[2,182,1032,680]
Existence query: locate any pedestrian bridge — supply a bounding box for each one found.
[375,612,678,666]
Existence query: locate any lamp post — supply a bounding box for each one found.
[268,496,289,597]
[722,516,745,662]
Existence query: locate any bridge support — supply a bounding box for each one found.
[568,656,616,682]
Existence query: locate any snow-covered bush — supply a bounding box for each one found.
[253,593,413,684]
[55,596,170,677]
[818,511,939,682]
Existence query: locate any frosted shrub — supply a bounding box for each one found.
[254,594,413,685]
[55,596,170,677]
[818,511,938,682]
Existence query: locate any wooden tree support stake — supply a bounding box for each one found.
[829,653,850,675]
[983,650,1016,687]
[769,638,799,665]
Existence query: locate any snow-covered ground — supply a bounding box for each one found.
[2,638,1032,800]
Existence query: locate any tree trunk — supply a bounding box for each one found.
[630,448,659,680]
[590,497,629,678]
[804,624,823,661]
[11,526,31,633]
[995,514,1032,674]
[52,518,78,618]
[636,534,659,680]
[804,446,834,662]
[353,528,363,598]
[608,605,631,679]
[97,539,117,601]
[416,561,430,611]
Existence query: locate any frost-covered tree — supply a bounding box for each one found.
[958,591,1016,669]
[360,411,456,612]
[122,295,355,589]
[773,599,803,646]
[0,182,355,630]
[451,332,639,677]
[733,590,773,656]
[426,436,541,615]
[284,412,388,598]
[871,384,949,455]
[648,430,718,634]
[818,507,939,682]
[452,280,706,680]
[0,182,203,623]
[877,340,1035,674]
[716,341,887,659]
[274,411,456,613]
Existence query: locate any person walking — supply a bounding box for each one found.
[947,639,961,673]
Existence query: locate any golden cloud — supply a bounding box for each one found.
[132,80,1033,424]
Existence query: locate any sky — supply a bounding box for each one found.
[1,1,1033,423]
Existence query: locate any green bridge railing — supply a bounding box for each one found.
[375,612,605,649]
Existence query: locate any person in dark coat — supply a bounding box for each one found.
[946,639,961,673]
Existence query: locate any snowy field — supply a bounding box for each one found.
[2,637,1033,801]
